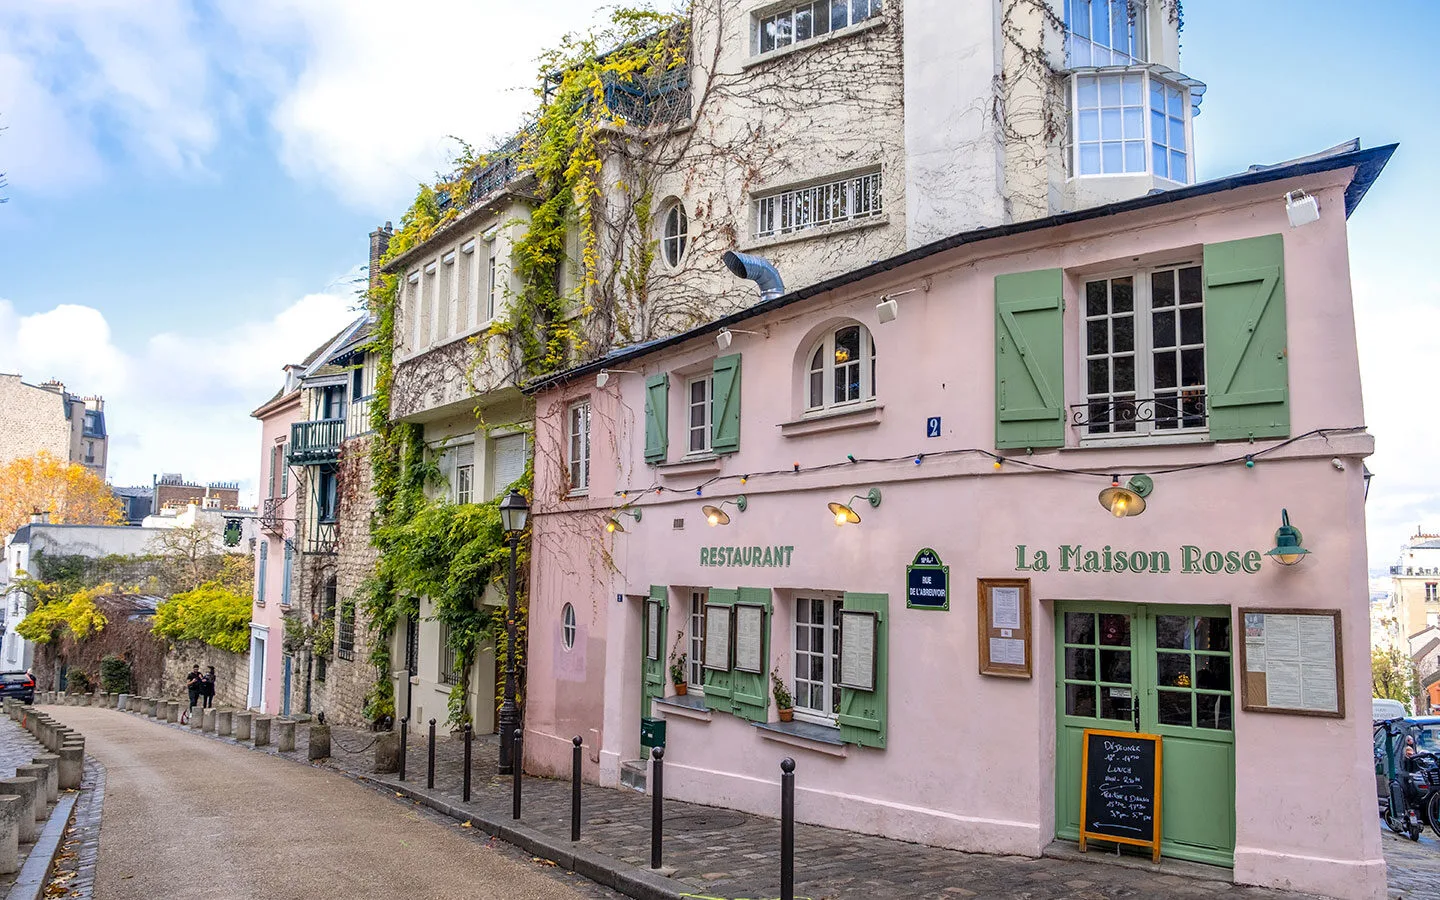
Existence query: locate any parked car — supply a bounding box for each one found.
[1374,698,1409,722]
[0,671,34,704]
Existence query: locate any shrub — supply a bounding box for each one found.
[100,655,132,694]
[66,669,92,694]
[151,582,250,653]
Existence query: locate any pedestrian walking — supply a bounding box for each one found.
[185,664,203,721]
[202,666,216,709]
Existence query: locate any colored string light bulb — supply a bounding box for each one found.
[847,454,856,463]
[913,455,923,466]
[1245,456,1255,468]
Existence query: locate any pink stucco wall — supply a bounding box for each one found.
[251,390,301,714]
[525,170,1384,899]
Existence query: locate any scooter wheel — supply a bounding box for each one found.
[1427,793,1440,837]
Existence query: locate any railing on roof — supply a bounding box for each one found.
[288,419,345,465]
[437,132,529,214]
[602,67,691,129]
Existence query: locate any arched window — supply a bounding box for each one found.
[806,323,877,411]
[561,603,577,651]
[662,202,688,268]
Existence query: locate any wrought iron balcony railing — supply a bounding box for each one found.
[1070,392,1208,436]
[260,497,287,537]
[306,521,338,555]
[288,418,345,465]
[437,132,528,214]
[603,68,691,129]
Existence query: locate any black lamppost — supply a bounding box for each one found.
[497,489,529,774]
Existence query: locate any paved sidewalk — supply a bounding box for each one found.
[0,713,75,897]
[98,709,1325,900]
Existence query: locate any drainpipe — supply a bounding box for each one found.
[721,251,785,301]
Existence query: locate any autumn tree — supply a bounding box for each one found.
[0,452,123,536]
[146,518,254,595]
[1373,645,1421,708]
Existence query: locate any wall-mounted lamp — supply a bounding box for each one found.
[716,328,758,351]
[596,368,639,389]
[875,288,918,325]
[702,495,747,527]
[1098,474,1153,518]
[604,508,642,534]
[1265,508,1310,566]
[828,488,881,526]
[1285,190,1320,228]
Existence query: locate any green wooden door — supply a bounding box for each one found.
[1055,602,1236,866]
[642,586,668,720]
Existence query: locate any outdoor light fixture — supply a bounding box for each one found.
[875,288,917,324]
[1265,508,1310,566]
[604,507,643,534]
[716,328,757,351]
[828,488,882,526]
[497,488,531,776]
[595,368,639,388]
[1098,474,1153,518]
[702,495,747,527]
[499,490,530,534]
[1285,190,1320,228]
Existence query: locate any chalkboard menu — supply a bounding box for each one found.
[1079,728,1163,861]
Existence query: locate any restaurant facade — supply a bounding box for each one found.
[522,143,1394,899]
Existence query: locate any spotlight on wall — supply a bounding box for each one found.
[702,495,747,527]
[716,328,758,351]
[874,288,917,325]
[603,507,642,534]
[827,488,882,526]
[1285,190,1320,228]
[596,368,639,388]
[1098,474,1154,518]
[1265,508,1310,566]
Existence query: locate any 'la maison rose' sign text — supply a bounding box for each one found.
[1015,544,1264,575]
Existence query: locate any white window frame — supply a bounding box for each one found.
[805,323,877,413]
[688,590,706,691]
[454,464,473,505]
[1069,71,1194,184]
[686,375,713,455]
[407,271,422,351]
[1063,0,1146,67]
[754,170,882,239]
[461,239,478,331]
[567,400,591,495]
[562,603,577,651]
[486,237,500,323]
[423,262,438,348]
[662,201,688,268]
[1078,262,1207,442]
[754,0,884,56]
[793,594,843,725]
[1427,583,1438,603]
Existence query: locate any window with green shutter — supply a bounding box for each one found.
[702,588,737,701]
[711,354,742,454]
[644,374,669,463]
[729,587,771,722]
[837,592,888,749]
[1203,234,1290,441]
[995,269,1065,449]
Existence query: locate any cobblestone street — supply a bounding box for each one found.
[1381,827,1440,900]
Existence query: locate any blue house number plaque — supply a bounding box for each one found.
[926,416,942,438]
[906,548,949,610]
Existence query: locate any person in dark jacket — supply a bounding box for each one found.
[201,666,216,709]
[185,665,203,714]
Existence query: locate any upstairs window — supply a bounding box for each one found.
[757,0,883,56]
[1070,71,1192,183]
[755,171,882,239]
[806,323,877,412]
[568,400,591,494]
[662,201,688,268]
[1427,583,1438,602]
[1065,0,1145,67]
[687,375,713,454]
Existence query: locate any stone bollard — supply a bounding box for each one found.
[203,708,216,733]
[98,692,108,707]
[168,701,181,724]
[189,708,204,730]
[374,730,401,773]
[14,767,49,810]
[235,712,252,742]
[253,717,272,747]
[30,756,57,805]
[57,747,82,791]
[117,693,128,712]
[308,723,331,761]
[148,698,160,718]
[216,710,232,737]
[0,796,21,873]
[0,779,39,842]
[276,719,295,752]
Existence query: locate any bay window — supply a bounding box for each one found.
[1070,70,1193,183]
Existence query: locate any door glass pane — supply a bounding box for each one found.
[1065,647,1095,680]
[1157,651,1190,687]
[1195,654,1231,691]
[1065,612,1095,644]
[1098,614,1130,647]
[1100,686,1134,722]
[1196,693,1231,730]
[1158,689,1192,726]
[1099,649,1131,683]
[1066,684,1096,717]
[1194,616,1230,651]
[1155,615,1190,649]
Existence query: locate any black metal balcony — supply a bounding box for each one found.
[437,133,527,213]
[1070,392,1207,436]
[260,498,287,537]
[603,68,691,128]
[306,521,338,555]
[288,419,344,465]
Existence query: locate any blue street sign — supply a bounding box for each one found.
[906,548,949,610]
[926,416,942,438]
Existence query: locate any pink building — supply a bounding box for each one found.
[523,143,1396,898]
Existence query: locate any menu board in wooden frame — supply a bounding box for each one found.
[837,610,878,691]
[703,603,734,671]
[1079,728,1163,861]
[1237,608,1345,718]
[645,600,661,662]
[733,603,767,674]
[977,578,1032,678]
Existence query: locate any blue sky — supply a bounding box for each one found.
[0,1,1433,569]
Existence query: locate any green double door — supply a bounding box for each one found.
[1054,602,1237,866]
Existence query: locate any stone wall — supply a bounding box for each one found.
[0,375,77,468]
[160,640,249,708]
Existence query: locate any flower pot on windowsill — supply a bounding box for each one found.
[674,682,687,696]
[777,707,793,723]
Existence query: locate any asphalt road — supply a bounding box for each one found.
[42,707,612,900]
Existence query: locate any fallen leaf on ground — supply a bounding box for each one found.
[460,820,472,828]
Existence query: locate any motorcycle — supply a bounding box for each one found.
[1375,717,1440,840]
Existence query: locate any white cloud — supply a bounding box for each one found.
[0,289,358,499]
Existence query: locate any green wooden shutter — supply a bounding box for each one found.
[702,588,736,701]
[644,374,669,463]
[1203,234,1290,441]
[995,269,1065,449]
[642,586,668,718]
[711,354,742,454]
[730,587,771,722]
[837,592,888,749]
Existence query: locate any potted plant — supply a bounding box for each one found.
[771,664,794,722]
[669,640,688,696]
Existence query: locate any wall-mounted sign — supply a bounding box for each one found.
[1014,544,1264,575]
[700,545,794,567]
[906,548,949,610]
[978,577,1032,677]
[838,610,878,691]
[645,601,661,662]
[703,604,733,671]
[926,416,942,438]
[1238,608,1345,718]
[734,604,766,674]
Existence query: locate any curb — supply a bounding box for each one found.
[4,792,77,900]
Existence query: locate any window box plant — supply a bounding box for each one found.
[669,642,688,696]
[771,664,793,722]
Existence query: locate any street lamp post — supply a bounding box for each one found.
[497,489,530,775]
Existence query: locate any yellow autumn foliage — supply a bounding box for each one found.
[0,452,124,535]
[16,583,110,643]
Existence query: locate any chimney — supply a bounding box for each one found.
[38,379,65,394]
[368,222,394,291]
[29,509,48,525]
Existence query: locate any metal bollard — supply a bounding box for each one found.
[571,736,583,842]
[650,745,664,869]
[781,757,796,900]
[427,718,436,789]
[462,724,472,802]
[511,731,523,820]
[398,717,408,782]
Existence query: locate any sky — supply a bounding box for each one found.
[0,1,1434,571]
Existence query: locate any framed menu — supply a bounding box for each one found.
[838,610,878,691]
[703,603,733,671]
[977,578,1032,678]
[645,600,661,661]
[734,604,767,674]
[1237,608,1345,718]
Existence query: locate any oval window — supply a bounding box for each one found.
[562,602,577,650]
[662,202,688,268]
